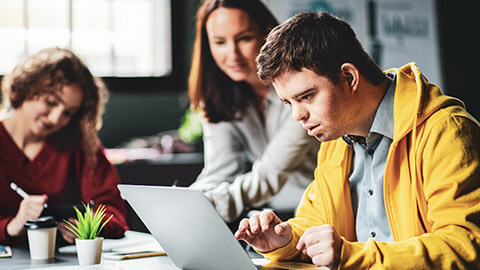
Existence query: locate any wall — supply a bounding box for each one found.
[437,0,478,120]
[98,91,189,148]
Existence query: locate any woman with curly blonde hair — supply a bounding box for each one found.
[0,48,128,244]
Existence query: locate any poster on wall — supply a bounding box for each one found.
[370,0,442,88]
[263,0,367,44]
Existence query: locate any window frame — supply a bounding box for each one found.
[0,0,187,93]
[102,0,187,93]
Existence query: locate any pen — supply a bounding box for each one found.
[120,251,167,260]
[104,251,167,260]
[10,182,29,199]
[10,182,48,208]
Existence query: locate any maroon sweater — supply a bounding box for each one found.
[0,122,128,243]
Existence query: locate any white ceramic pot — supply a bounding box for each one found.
[75,237,103,265]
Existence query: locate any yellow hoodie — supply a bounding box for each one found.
[262,63,480,269]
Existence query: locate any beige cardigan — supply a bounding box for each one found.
[190,87,319,221]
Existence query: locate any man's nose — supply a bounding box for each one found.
[292,105,308,122]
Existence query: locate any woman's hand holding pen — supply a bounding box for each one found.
[6,194,48,237]
[234,209,292,253]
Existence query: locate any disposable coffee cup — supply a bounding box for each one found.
[24,216,57,260]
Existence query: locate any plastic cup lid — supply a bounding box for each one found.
[24,216,57,229]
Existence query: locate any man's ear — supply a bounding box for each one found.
[340,63,360,92]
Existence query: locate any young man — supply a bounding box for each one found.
[234,12,480,269]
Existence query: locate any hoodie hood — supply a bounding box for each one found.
[386,62,465,142]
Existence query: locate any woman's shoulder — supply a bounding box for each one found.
[203,104,258,128]
[202,117,246,139]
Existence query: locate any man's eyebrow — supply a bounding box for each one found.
[292,86,316,100]
[279,86,316,104]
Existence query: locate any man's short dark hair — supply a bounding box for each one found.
[257,12,385,85]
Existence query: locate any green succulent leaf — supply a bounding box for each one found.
[63,203,113,240]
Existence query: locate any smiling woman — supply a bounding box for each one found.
[205,7,263,91]
[187,0,319,223]
[0,48,128,245]
[1,48,105,159]
[19,84,83,148]
[189,0,279,123]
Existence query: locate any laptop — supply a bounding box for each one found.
[117,184,323,270]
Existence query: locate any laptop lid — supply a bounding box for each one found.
[118,184,257,270]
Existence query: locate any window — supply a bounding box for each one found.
[0,0,182,90]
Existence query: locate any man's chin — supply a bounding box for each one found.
[314,134,325,141]
[314,133,339,142]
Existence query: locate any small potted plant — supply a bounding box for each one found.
[64,203,113,265]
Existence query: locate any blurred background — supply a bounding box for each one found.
[0,0,476,147]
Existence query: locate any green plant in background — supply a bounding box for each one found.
[64,203,113,240]
[178,108,203,144]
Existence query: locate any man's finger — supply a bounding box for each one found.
[259,210,275,232]
[249,214,261,234]
[237,218,249,232]
[274,222,289,235]
[297,231,306,250]
[234,230,245,240]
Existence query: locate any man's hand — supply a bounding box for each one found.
[296,224,342,269]
[58,218,77,244]
[234,209,292,253]
[7,194,48,237]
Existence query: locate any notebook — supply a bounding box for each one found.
[117,184,324,270]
